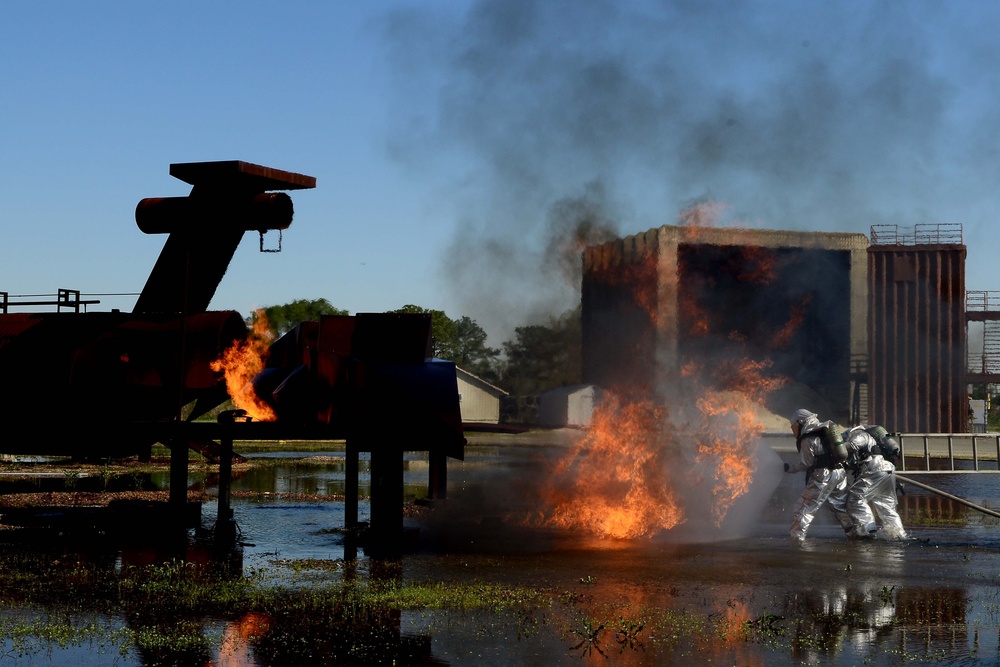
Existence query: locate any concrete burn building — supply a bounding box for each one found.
[582,223,971,434]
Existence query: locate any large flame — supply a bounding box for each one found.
[532,370,781,539]
[694,387,770,526]
[211,310,276,421]
[531,205,804,540]
[536,394,685,539]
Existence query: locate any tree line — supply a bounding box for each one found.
[248,298,581,398]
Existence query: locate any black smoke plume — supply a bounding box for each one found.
[382,0,998,342]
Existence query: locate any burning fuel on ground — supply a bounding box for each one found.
[506,210,803,542]
[522,368,787,541]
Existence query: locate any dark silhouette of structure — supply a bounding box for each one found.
[0,160,465,555]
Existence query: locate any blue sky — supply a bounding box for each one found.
[5,1,1000,347]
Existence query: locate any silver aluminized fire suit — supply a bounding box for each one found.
[842,425,907,540]
[785,409,853,541]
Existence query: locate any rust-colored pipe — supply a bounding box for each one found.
[135,192,294,234]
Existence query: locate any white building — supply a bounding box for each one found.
[456,368,508,424]
[538,384,605,428]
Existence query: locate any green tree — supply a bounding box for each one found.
[501,306,581,396]
[449,316,501,382]
[249,298,348,338]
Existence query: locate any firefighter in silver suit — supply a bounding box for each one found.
[784,408,853,541]
[842,425,908,540]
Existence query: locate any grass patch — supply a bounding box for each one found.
[906,516,969,526]
[0,548,550,666]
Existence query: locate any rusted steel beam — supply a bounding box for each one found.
[963,373,1000,384]
[966,311,1000,322]
[169,160,316,191]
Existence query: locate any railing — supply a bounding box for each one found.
[967,290,1000,312]
[981,321,1000,374]
[0,289,101,313]
[967,295,1000,373]
[870,223,963,246]
[896,433,1000,472]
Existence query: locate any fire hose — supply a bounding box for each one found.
[895,473,1000,520]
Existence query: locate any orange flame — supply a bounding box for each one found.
[678,287,711,337]
[692,357,786,525]
[533,319,788,537]
[541,204,805,540]
[535,395,685,539]
[694,390,764,526]
[590,251,661,326]
[734,246,777,285]
[210,310,276,421]
[533,381,780,537]
[216,612,271,666]
[772,293,812,350]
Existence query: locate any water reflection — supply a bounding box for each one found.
[209,452,434,501]
[785,584,977,665]
[0,443,999,665]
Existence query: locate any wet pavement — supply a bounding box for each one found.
[3,432,1000,665]
[219,434,1000,665]
[394,436,1000,665]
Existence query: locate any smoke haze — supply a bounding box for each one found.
[382,0,1000,344]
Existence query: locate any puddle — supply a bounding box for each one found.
[0,437,999,665]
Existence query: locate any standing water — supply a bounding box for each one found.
[0,432,998,666]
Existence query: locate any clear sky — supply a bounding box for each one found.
[5,1,1000,348]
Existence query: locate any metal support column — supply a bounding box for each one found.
[367,445,404,556]
[214,411,241,541]
[345,439,359,528]
[428,448,447,500]
[169,439,189,507]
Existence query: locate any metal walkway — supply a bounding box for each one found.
[897,433,1000,473]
